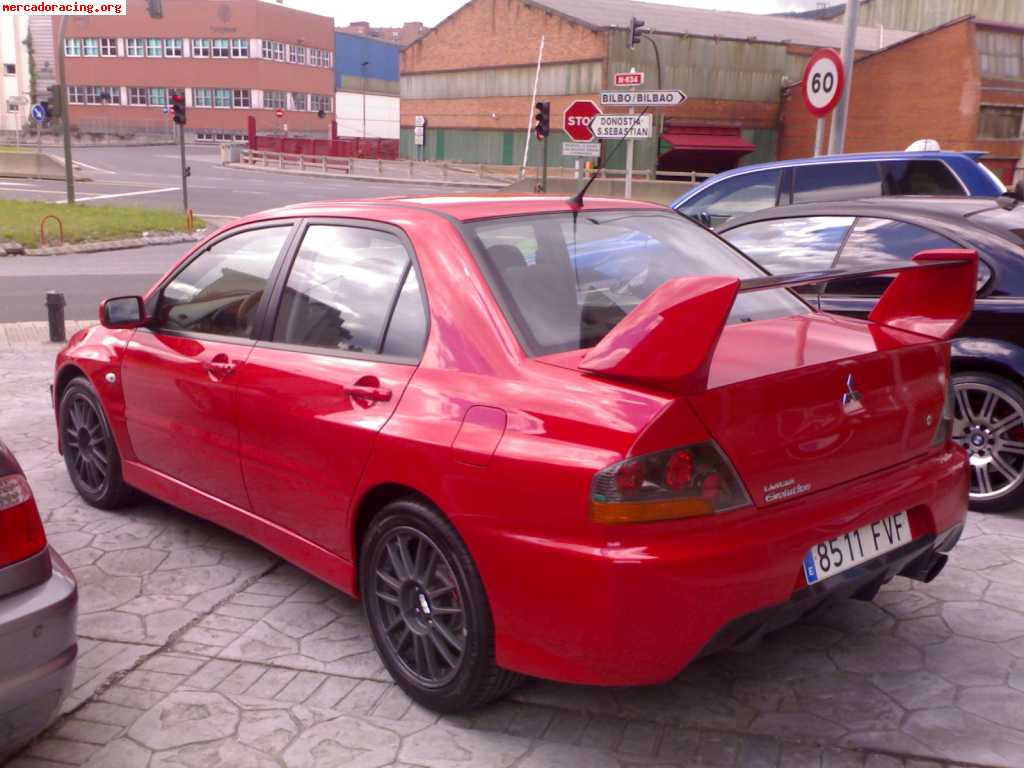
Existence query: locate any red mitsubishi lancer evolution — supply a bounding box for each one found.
[53,195,972,712]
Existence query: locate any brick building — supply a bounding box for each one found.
[778,15,1024,184]
[398,0,906,172]
[55,0,335,140]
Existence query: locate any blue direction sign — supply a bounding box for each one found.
[31,103,47,123]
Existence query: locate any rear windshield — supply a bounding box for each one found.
[463,211,809,356]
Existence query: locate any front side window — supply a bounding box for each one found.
[792,162,882,204]
[126,38,144,57]
[212,39,230,58]
[233,89,251,108]
[158,227,291,338]
[677,169,782,229]
[146,38,163,57]
[722,216,855,295]
[881,160,964,196]
[191,38,210,57]
[829,218,970,296]
[274,225,422,356]
[231,39,249,57]
[466,211,808,356]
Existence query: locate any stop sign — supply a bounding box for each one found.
[563,100,601,142]
[275,109,284,119]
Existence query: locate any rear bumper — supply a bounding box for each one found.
[0,549,78,758]
[483,444,968,686]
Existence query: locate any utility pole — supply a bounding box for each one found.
[55,15,75,204]
[828,0,860,154]
[360,60,369,138]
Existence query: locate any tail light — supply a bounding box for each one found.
[931,371,955,448]
[590,442,751,524]
[0,452,47,567]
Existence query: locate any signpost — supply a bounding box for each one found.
[591,114,653,140]
[801,48,844,157]
[414,115,426,160]
[599,90,686,107]
[613,72,644,87]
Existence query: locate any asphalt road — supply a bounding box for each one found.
[0,144,482,322]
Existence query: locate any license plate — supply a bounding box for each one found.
[803,511,912,585]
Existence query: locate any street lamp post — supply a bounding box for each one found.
[55,14,75,204]
[360,60,369,139]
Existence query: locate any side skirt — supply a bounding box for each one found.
[122,461,357,596]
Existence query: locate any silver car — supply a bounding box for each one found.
[0,439,77,759]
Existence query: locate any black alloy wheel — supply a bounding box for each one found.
[59,378,136,510]
[952,372,1024,513]
[360,498,520,712]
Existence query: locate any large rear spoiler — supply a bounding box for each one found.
[579,249,977,393]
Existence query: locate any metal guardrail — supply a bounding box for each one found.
[239,149,353,175]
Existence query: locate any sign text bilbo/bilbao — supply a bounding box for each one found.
[599,91,687,107]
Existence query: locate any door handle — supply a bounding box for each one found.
[344,384,392,402]
[202,355,237,378]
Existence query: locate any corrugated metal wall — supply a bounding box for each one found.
[844,0,1024,32]
[335,32,400,84]
[606,30,792,102]
[402,126,603,168]
[401,60,603,99]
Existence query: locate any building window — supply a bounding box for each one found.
[288,44,306,65]
[164,39,183,57]
[82,38,99,56]
[263,90,286,110]
[212,88,231,108]
[146,38,163,57]
[233,89,251,108]
[148,87,168,106]
[310,48,331,68]
[191,38,210,57]
[978,30,1024,80]
[64,38,82,56]
[193,88,213,107]
[126,38,145,57]
[231,39,249,57]
[70,85,120,105]
[979,105,1024,139]
[261,40,284,61]
[290,92,307,111]
[128,87,147,105]
[7,99,17,111]
[211,39,230,58]
[3,63,15,76]
[100,38,117,56]
[310,94,331,114]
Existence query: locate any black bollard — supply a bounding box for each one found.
[45,291,66,343]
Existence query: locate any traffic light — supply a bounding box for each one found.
[629,16,646,48]
[534,101,550,140]
[46,84,62,118]
[171,90,186,126]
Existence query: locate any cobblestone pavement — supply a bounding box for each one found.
[3,343,1024,768]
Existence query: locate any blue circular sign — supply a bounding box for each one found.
[31,103,46,123]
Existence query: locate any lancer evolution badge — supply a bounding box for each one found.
[842,373,862,407]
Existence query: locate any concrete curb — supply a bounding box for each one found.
[0,320,92,347]
[223,161,511,189]
[7,231,205,258]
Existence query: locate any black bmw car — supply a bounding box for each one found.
[719,196,1024,513]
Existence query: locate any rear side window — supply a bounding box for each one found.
[158,226,290,339]
[829,218,979,296]
[274,225,426,358]
[722,216,855,295]
[792,162,881,204]
[881,160,964,196]
[677,169,782,229]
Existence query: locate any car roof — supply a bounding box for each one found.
[696,151,975,179]
[266,194,663,223]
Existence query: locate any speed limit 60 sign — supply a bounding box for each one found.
[802,48,844,118]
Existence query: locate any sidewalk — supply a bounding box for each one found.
[0,320,92,347]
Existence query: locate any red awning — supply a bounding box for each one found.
[661,132,756,153]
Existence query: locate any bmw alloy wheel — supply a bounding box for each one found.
[953,380,1024,504]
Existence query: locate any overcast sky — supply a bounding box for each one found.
[267,0,831,28]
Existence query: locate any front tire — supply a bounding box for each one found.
[952,371,1024,513]
[360,498,520,712]
[59,378,136,510]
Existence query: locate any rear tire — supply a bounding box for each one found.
[59,378,137,510]
[952,371,1024,513]
[360,497,521,713]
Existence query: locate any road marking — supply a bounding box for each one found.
[51,156,116,174]
[56,186,180,204]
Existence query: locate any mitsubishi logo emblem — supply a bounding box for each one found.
[842,374,862,407]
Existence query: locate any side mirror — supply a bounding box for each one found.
[996,180,1024,211]
[698,210,713,229]
[99,296,147,329]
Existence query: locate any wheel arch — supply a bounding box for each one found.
[54,362,88,407]
[950,338,1024,384]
